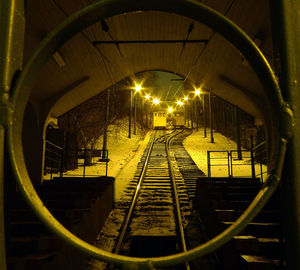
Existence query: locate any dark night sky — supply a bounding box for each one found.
[141,71,184,102]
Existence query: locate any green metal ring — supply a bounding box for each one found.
[8,0,290,268]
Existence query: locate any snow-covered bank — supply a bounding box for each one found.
[183,128,267,180]
[45,122,267,205]
[44,118,151,189]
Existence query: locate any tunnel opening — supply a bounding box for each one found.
[6,1,288,269]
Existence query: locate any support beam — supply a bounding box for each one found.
[134,93,136,135]
[94,39,209,45]
[235,107,242,160]
[209,92,214,143]
[102,89,110,159]
[270,1,300,268]
[0,1,25,269]
[128,91,132,138]
[202,95,207,137]
[0,126,5,270]
[195,99,198,131]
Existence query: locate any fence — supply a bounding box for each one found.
[45,144,109,180]
[207,143,266,181]
[44,140,64,180]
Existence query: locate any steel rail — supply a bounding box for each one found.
[165,129,190,270]
[114,132,157,254]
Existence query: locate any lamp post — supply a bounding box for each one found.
[195,89,201,131]
[102,88,110,158]
[133,85,141,135]
[183,96,188,127]
[144,94,151,128]
[235,107,242,160]
[128,90,132,138]
[197,89,213,142]
[202,94,207,137]
[209,91,214,143]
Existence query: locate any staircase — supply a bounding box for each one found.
[195,177,284,270]
[6,177,114,270]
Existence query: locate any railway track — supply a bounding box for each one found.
[89,129,216,270]
[114,130,190,269]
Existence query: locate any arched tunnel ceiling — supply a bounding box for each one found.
[25,0,273,120]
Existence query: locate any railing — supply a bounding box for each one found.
[44,140,64,180]
[207,145,266,181]
[252,141,267,182]
[77,149,109,177]
[45,146,109,179]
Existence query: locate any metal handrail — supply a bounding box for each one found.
[45,140,64,179]
[6,0,293,269]
[252,141,266,151]
[45,139,63,150]
[208,149,261,179]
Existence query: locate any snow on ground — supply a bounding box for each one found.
[45,120,267,202]
[183,127,267,180]
[45,118,152,200]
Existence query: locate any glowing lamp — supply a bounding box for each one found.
[153,98,160,105]
[135,85,141,92]
[168,107,173,113]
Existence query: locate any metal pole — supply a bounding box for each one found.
[270,1,300,267]
[235,107,242,160]
[0,1,24,268]
[83,149,86,178]
[102,89,110,159]
[0,126,6,270]
[207,151,211,178]
[141,98,144,127]
[227,151,231,178]
[128,90,132,138]
[209,92,214,143]
[60,149,64,178]
[230,151,233,178]
[202,95,207,137]
[260,150,263,182]
[190,102,193,129]
[250,135,255,179]
[184,104,187,126]
[145,102,148,128]
[195,98,198,131]
[134,93,136,135]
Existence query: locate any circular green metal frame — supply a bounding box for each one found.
[8,0,292,269]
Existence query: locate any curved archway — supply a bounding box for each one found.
[8,0,291,268]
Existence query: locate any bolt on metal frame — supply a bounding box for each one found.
[0,0,294,269]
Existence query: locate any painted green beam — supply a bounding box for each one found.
[270,1,300,268]
[0,1,25,269]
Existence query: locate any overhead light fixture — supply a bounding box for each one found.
[135,85,142,92]
[145,94,150,100]
[153,98,160,105]
[168,107,173,113]
[52,51,66,68]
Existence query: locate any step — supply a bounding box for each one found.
[215,209,279,223]
[7,249,58,263]
[241,255,279,270]
[223,222,280,238]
